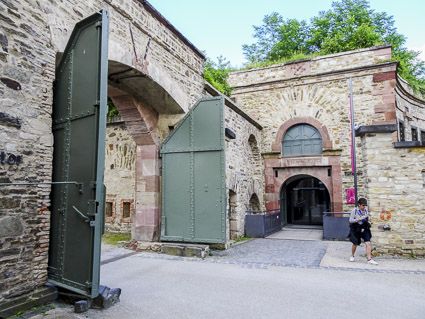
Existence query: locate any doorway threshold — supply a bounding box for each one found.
[266,226,323,241]
[284,224,323,230]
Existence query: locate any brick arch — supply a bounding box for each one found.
[271,117,332,152]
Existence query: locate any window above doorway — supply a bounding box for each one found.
[282,124,322,156]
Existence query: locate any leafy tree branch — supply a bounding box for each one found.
[242,0,425,92]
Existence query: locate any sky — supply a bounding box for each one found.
[147,0,425,68]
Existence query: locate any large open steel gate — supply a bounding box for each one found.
[160,97,226,244]
[48,10,109,298]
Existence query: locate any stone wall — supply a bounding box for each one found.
[395,76,425,141]
[224,104,263,239]
[104,121,136,233]
[0,0,56,304]
[45,0,205,111]
[0,0,205,306]
[228,45,425,255]
[228,46,397,214]
[361,132,425,256]
[230,45,392,88]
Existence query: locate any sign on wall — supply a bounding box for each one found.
[346,188,355,204]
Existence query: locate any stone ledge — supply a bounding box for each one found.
[393,141,425,148]
[355,124,397,137]
[135,241,210,258]
[0,284,58,319]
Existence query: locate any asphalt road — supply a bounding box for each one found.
[31,238,425,319]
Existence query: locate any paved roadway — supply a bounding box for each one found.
[32,231,425,319]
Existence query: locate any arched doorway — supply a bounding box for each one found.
[280,175,330,226]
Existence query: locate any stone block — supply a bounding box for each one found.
[74,300,89,313]
[374,103,395,113]
[137,241,152,250]
[161,243,209,258]
[93,285,121,310]
[373,71,396,82]
[0,216,24,237]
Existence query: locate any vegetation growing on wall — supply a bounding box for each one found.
[242,0,425,92]
[203,55,234,97]
[107,97,120,118]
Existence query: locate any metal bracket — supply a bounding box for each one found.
[87,200,97,216]
[72,206,90,223]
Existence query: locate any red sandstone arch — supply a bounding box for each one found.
[278,173,333,202]
[272,117,332,152]
[107,60,185,242]
[108,86,162,242]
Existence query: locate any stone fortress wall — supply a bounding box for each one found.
[362,74,425,256]
[0,0,207,307]
[104,121,136,234]
[223,97,263,240]
[228,45,425,256]
[1,0,425,313]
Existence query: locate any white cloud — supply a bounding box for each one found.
[410,43,425,62]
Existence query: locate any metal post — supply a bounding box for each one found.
[349,78,358,204]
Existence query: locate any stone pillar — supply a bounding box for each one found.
[109,88,161,242]
[133,145,161,241]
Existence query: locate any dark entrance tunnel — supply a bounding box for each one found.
[280,175,330,226]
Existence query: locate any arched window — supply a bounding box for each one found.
[282,124,322,156]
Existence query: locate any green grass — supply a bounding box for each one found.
[10,304,56,318]
[230,237,252,246]
[102,232,131,246]
[241,52,320,70]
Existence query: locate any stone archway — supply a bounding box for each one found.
[107,61,188,242]
[280,175,331,226]
[265,118,343,214]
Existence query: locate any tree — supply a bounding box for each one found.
[204,55,233,97]
[243,0,425,91]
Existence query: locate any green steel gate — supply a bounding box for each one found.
[48,10,109,298]
[160,97,226,244]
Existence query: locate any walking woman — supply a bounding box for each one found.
[349,198,378,265]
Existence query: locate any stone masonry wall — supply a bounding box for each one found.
[224,106,263,239]
[104,122,136,233]
[395,76,425,141]
[0,0,205,305]
[230,45,392,88]
[45,0,205,111]
[0,0,55,304]
[361,132,425,256]
[228,46,397,214]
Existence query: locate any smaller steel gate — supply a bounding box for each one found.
[160,97,226,244]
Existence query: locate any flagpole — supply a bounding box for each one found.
[349,77,358,204]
